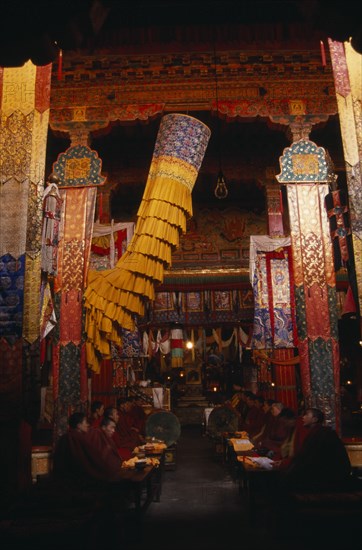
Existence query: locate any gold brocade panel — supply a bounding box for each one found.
[286,183,339,428]
[287,184,335,291]
[57,187,97,344]
[23,254,41,344]
[0,62,51,345]
[329,39,362,317]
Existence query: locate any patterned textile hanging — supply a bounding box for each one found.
[41,180,62,275]
[325,189,351,269]
[277,139,340,430]
[40,281,56,340]
[90,220,134,269]
[118,328,141,358]
[0,61,51,414]
[0,62,51,494]
[53,186,97,437]
[84,114,211,373]
[249,236,296,349]
[170,327,184,368]
[51,144,102,438]
[329,39,362,318]
[273,349,298,411]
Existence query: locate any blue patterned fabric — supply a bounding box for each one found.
[153,113,211,172]
[0,253,25,339]
[309,337,335,396]
[58,342,81,404]
[119,328,141,357]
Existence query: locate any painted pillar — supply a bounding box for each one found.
[277,140,340,430]
[50,139,103,439]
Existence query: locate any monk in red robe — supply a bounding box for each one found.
[282,407,351,491]
[116,398,145,451]
[89,400,104,429]
[103,406,132,461]
[242,393,266,438]
[129,397,147,436]
[53,413,124,486]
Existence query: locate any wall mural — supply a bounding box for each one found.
[172,207,267,269]
[139,208,266,326]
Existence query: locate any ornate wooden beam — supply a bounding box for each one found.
[50,49,337,134]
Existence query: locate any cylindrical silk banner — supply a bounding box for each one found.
[84,114,211,372]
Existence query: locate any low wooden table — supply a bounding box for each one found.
[132,447,166,502]
[236,455,280,523]
[119,464,159,528]
[31,445,52,482]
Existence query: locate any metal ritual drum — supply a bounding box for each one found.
[207,405,239,438]
[145,410,181,447]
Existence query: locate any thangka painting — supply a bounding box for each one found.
[213,291,232,311]
[145,289,254,325]
[183,292,203,312]
[250,237,297,350]
[154,292,176,311]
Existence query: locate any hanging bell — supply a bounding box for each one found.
[214,170,228,199]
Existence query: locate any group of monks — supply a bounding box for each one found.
[53,398,147,486]
[227,390,303,461]
[227,387,352,491]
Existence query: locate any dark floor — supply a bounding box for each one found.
[125,424,361,550]
[1,422,361,549]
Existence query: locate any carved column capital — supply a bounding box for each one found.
[49,120,110,146]
[286,117,314,142]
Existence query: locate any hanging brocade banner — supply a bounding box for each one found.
[84,114,211,373]
[329,39,362,319]
[0,60,51,484]
[52,145,100,438]
[171,327,184,369]
[0,62,51,348]
[277,139,340,429]
[250,236,297,350]
[41,182,62,276]
[325,189,351,269]
[273,349,298,412]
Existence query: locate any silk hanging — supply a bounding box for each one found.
[84,114,211,373]
[277,138,340,429]
[286,182,339,426]
[249,236,296,350]
[329,39,362,319]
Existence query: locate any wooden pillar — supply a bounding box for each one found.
[277,139,340,430]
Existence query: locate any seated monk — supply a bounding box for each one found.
[53,413,124,487]
[225,387,248,430]
[129,397,147,436]
[89,400,104,429]
[256,402,289,458]
[275,414,309,469]
[281,407,352,492]
[252,399,276,446]
[103,406,132,461]
[53,411,90,484]
[242,393,266,438]
[116,398,145,450]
